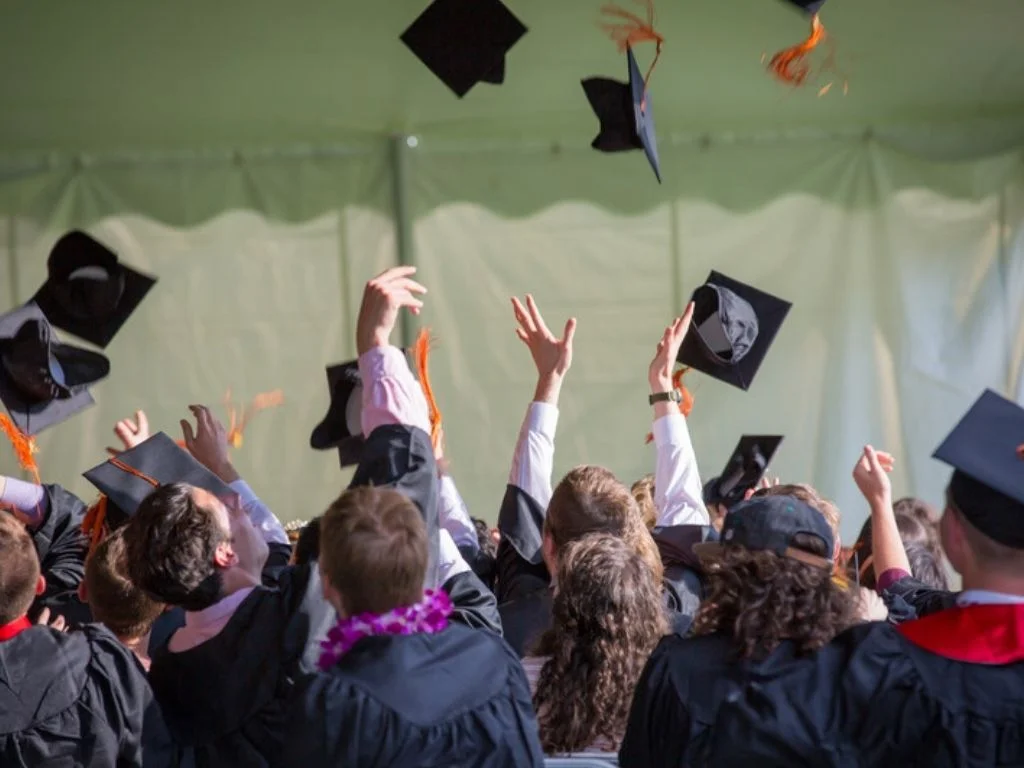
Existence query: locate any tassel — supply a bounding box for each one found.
[81,496,108,553]
[767,14,828,87]
[644,368,694,443]
[0,414,41,486]
[413,328,443,454]
[599,0,664,105]
[224,388,285,449]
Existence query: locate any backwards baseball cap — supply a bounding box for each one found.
[694,494,834,570]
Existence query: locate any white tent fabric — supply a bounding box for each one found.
[2,139,1023,542]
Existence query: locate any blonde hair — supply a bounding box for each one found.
[631,474,657,531]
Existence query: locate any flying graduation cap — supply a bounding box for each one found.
[582,1,664,182]
[703,435,784,508]
[400,0,528,98]
[32,231,157,349]
[676,271,791,391]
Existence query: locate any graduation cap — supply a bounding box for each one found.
[703,435,783,508]
[310,360,365,468]
[400,0,528,98]
[934,389,1024,549]
[676,271,791,391]
[83,432,236,524]
[32,231,157,349]
[0,302,109,435]
[582,46,662,183]
[784,0,825,14]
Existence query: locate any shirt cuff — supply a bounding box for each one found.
[877,568,912,593]
[652,413,688,445]
[358,345,407,381]
[1,477,46,513]
[438,529,471,583]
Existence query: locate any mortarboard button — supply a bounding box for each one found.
[83,432,236,521]
[400,0,528,99]
[0,303,108,435]
[582,46,662,183]
[677,271,791,391]
[933,390,1024,548]
[32,231,157,349]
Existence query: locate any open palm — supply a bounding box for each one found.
[511,295,576,378]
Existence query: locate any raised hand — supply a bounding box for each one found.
[511,295,577,405]
[106,410,151,456]
[648,302,695,392]
[852,445,895,510]
[181,405,239,483]
[35,606,67,633]
[356,266,428,355]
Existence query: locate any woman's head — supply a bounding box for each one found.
[533,533,668,754]
[692,495,858,659]
[852,501,948,590]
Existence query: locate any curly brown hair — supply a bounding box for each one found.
[631,474,658,530]
[691,532,858,659]
[533,533,669,754]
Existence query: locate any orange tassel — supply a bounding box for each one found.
[223,388,285,449]
[413,328,443,454]
[644,368,694,443]
[768,14,827,86]
[81,496,108,553]
[599,0,664,104]
[0,414,41,486]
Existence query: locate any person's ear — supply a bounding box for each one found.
[35,574,46,597]
[541,529,557,573]
[78,581,89,604]
[319,564,345,616]
[213,541,239,569]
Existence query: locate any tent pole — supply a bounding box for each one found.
[390,135,416,349]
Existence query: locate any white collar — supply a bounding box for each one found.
[956,589,1024,607]
[183,587,256,629]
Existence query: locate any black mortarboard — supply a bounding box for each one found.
[703,435,784,507]
[32,231,157,349]
[934,389,1024,549]
[582,46,662,183]
[784,0,825,14]
[0,302,109,435]
[310,361,365,468]
[676,271,792,391]
[400,0,528,98]
[83,432,235,520]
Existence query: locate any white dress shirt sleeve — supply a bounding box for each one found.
[230,479,289,546]
[652,413,709,527]
[437,528,472,584]
[438,474,479,552]
[508,401,559,511]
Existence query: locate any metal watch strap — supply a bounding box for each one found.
[649,390,682,405]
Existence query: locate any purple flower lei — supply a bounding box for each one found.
[317,588,454,670]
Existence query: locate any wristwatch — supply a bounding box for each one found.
[649,390,682,405]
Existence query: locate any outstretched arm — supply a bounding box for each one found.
[648,303,708,527]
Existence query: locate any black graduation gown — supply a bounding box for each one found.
[495,484,710,655]
[147,561,332,767]
[0,623,171,767]
[281,623,545,768]
[621,606,1024,767]
[28,483,89,615]
[881,574,958,619]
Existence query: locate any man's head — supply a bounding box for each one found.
[0,513,44,625]
[319,486,427,617]
[124,483,268,611]
[941,474,1024,586]
[544,466,638,575]
[82,528,164,641]
[631,474,657,531]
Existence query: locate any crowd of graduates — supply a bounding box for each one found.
[1,252,1023,767]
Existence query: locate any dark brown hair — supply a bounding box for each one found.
[86,528,165,639]
[320,486,427,616]
[124,483,226,611]
[692,532,859,659]
[0,514,39,625]
[533,533,668,754]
